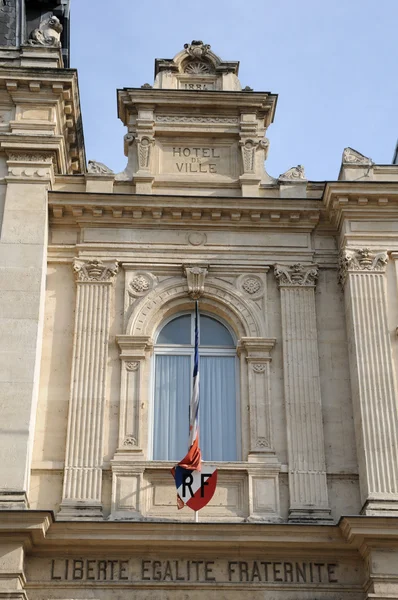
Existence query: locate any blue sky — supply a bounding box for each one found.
[70,0,398,181]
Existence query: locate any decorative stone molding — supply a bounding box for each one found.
[137,136,155,171]
[7,152,54,163]
[187,232,207,246]
[123,436,138,446]
[184,40,211,60]
[27,15,63,47]
[73,259,119,283]
[342,147,373,165]
[127,278,264,338]
[5,151,56,179]
[184,61,214,74]
[240,139,256,173]
[87,160,114,175]
[239,138,269,174]
[125,361,139,372]
[240,275,263,297]
[123,132,135,155]
[131,275,150,293]
[339,248,388,286]
[278,165,307,182]
[126,272,157,309]
[278,165,307,183]
[252,363,266,373]
[183,265,208,299]
[274,263,318,288]
[156,115,239,124]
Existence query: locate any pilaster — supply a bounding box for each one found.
[0,153,54,509]
[274,263,331,522]
[59,259,118,520]
[339,248,398,515]
[110,335,153,519]
[237,337,276,458]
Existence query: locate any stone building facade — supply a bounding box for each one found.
[0,25,398,600]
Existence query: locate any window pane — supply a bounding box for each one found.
[153,354,191,460]
[200,356,237,461]
[200,315,234,346]
[157,315,191,345]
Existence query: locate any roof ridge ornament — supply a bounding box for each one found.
[278,165,307,182]
[342,147,373,166]
[184,40,211,59]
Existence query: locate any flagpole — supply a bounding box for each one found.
[195,510,199,523]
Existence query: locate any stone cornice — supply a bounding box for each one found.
[49,193,322,230]
[0,68,85,174]
[323,182,398,229]
[1,512,398,554]
[118,88,278,127]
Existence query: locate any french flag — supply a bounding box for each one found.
[172,301,202,508]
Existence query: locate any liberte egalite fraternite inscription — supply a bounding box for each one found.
[50,558,339,584]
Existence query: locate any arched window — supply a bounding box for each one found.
[152,313,238,462]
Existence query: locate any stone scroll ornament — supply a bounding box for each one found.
[28,16,63,47]
[87,160,114,175]
[278,165,307,182]
[171,302,217,512]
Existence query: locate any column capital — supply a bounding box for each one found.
[73,258,119,283]
[339,248,388,286]
[274,263,318,288]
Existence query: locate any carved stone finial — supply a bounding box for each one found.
[278,165,307,182]
[183,265,208,299]
[338,248,388,286]
[141,83,152,89]
[87,160,114,175]
[73,259,119,283]
[342,147,373,166]
[274,263,318,288]
[242,85,254,92]
[27,15,63,47]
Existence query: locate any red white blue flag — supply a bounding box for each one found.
[171,301,203,509]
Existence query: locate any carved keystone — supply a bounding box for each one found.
[183,265,208,299]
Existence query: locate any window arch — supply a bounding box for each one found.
[152,312,238,462]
